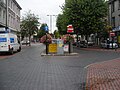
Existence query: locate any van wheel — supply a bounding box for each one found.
[9,49,13,55]
[17,47,21,52]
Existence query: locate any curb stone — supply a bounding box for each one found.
[41,52,78,56]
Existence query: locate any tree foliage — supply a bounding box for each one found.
[56,0,108,37]
[37,23,48,38]
[53,30,60,39]
[20,11,40,45]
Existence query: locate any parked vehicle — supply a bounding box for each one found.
[0,31,21,54]
[87,41,94,46]
[72,41,78,46]
[100,40,118,49]
[79,40,88,48]
[21,40,30,45]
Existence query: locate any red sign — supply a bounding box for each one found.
[110,32,115,37]
[67,25,74,33]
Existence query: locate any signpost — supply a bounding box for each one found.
[110,32,115,37]
[67,25,74,53]
[45,26,49,54]
[110,32,115,49]
[67,25,74,33]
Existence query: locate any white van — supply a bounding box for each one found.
[0,32,21,54]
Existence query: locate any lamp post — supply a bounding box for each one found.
[47,15,57,33]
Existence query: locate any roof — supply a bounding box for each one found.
[12,0,22,10]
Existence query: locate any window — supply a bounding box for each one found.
[0,38,7,42]
[3,10,5,22]
[8,0,10,7]
[111,1,115,13]
[119,0,120,10]
[3,0,6,3]
[0,8,1,18]
[112,17,115,28]
[11,1,12,9]
[10,38,14,43]
[118,15,120,26]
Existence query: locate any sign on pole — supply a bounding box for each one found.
[110,32,115,37]
[67,25,74,33]
[45,26,49,32]
[48,44,57,53]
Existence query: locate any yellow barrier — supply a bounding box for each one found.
[48,44,57,53]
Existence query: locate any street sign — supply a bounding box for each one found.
[48,44,57,53]
[45,26,49,32]
[110,32,115,37]
[67,25,74,33]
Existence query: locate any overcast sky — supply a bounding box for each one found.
[17,0,65,33]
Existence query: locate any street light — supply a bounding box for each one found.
[47,15,57,33]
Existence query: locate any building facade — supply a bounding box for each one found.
[109,0,120,31]
[0,0,6,27]
[109,0,120,44]
[0,0,22,33]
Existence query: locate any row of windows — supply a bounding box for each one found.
[111,0,120,13]
[112,15,120,28]
[0,7,20,27]
[8,0,20,15]
[0,7,6,24]
[8,13,20,30]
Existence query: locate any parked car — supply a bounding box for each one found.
[21,40,30,45]
[79,40,88,48]
[87,41,94,46]
[100,40,118,49]
[72,41,78,46]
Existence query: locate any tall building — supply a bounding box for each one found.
[109,0,120,31]
[0,0,6,27]
[0,0,22,33]
[109,0,120,44]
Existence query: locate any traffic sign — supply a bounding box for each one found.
[45,26,48,31]
[67,25,74,33]
[110,32,115,37]
[48,44,57,53]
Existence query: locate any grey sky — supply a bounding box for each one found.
[17,0,65,32]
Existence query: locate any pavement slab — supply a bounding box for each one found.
[86,59,120,90]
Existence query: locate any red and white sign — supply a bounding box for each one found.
[67,25,74,33]
[110,32,115,37]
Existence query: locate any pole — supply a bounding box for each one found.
[46,33,48,54]
[47,15,52,33]
[68,35,71,53]
[47,15,57,33]
[50,15,52,33]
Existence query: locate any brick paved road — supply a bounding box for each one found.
[86,59,120,90]
[0,44,87,90]
[0,44,120,90]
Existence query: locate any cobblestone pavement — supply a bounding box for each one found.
[0,44,120,90]
[0,44,87,90]
[86,58,120,90]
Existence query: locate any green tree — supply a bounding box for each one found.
[57,0,108,40]
[53,30,60,39]
[56,14,69,35]
[37,23,48,38]
[20,11,40,45]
